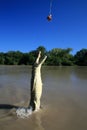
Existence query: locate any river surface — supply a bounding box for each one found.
[0,66,87,130]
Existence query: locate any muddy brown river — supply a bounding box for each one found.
[0,66,87,130]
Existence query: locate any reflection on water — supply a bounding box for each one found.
[0,66,87,130]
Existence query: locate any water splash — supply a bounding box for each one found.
[16,107,32,119]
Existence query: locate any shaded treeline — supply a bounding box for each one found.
[0,46,87,66]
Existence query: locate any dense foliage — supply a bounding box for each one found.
[0,46,87,66]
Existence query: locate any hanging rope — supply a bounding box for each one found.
[47,0,53,21]
[49,0,53,15]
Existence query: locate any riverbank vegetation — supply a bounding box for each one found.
[0,46,87,66]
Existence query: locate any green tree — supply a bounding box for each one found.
[74,49,87,65]
[19,50,37,65]
[46,48,74,66]
[4,51,23,65]
[36,46,47,57]
[0,52,5,64]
